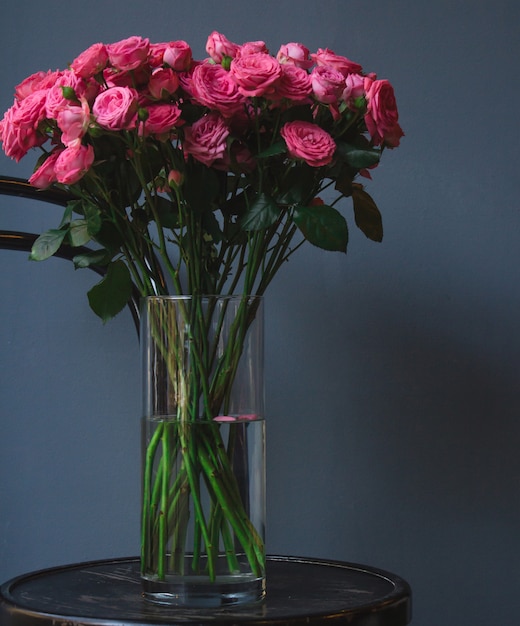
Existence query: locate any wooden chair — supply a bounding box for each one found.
[0,175,140,333]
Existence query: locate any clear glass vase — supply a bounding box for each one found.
[140,295,266,607]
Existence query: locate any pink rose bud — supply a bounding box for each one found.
[57,97,91,147]
[148,68,179,100]
[28,149,61,189]
[276,42,313,69]
[206,31,239,63]
[163,40,192,71]
[54,143,94,184]
[342,73,366,104]
[168,169,184,188]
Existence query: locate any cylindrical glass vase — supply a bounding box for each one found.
[140,295,266,607]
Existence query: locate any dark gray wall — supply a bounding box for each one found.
[1,1,519,624]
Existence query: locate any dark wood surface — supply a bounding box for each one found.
[0,555,411,625]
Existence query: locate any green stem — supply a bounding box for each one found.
[141,420,163,575]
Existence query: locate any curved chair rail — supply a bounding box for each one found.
[0,175,72,206]
[0,176,140,334]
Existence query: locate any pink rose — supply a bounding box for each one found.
[190,63,244,116]
[163,40,193,71]
[28,149,61,188]
[45,85,69,119]
[1,90,49,160]
[148,42,169,67]
[92,86,138,130]
[229,52,282,97]
[148,68,179,100]
[182,112,230,167]
[276,42,313,69]
[237,41,269,57]
[0,101,45,161]
[0,105,25,161]
[44,72,99,122]
[71,43,109,78]
[311,66,345,104]
[14,90,48,129]
[54,143,94,184]
[276,64,312,102]
[54,70,100,107]
[139,103,183,138]
[106,36,150,71]
[15,70,62,101]
[102,67,140,89]
[57,98,91,147]
[206,31,239,63]
[364,78,404,147]
[311,48,363,76]
[280,120,336,167]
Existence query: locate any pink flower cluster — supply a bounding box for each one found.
[0,32,403,189]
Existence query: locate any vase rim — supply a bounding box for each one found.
[141,294,263,302]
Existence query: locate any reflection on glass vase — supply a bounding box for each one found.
[140,295,266,607]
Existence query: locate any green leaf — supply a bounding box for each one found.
[256,141,286,159]
[294,204,348,252]
[73,249,111,269]
[59,203,74,228]
[333,164,357,197]
[352,185,383,242]
[83,203,102,236]
[87,260,133,323]
[66,198,86,216]
[94,221,123,253]
[68,219,92,247]
[64,199,101,237]
[335,141,381,169]
[241,192,280,231]
[61,86,78,102]
[276,164,316,205]
[29,229,67,261]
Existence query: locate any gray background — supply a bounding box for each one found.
[1,1,519,624]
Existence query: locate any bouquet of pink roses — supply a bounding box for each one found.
[0,31,402,318]
[0,32,403,602]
